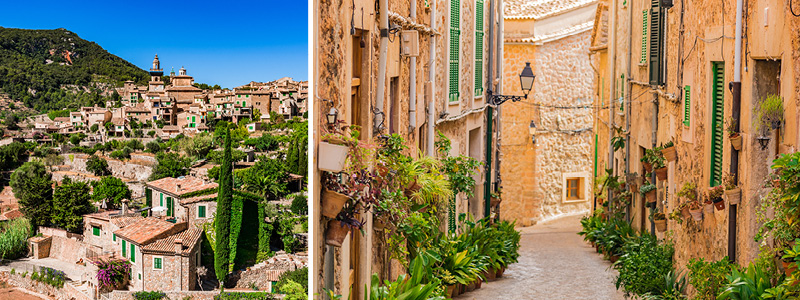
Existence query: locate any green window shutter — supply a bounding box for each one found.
[93,226,100,236]
[474,0,484,95]
[449,0,460,102]
[113,234,117,242]
[198,206,206,218]
[648,0,664,86]
[122,240,127,257]
[160,193,163,207]
[683,86,691,126]
[130,244,136,262]
[145,188,152,208]
[710,63,725,187]
[640,10,648,64]
[167,197,173,217]
[154,257,162,269]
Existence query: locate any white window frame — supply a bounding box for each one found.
[197,204,208,219]
[152,256,164,270]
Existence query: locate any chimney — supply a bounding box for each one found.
[174,238,183,255]
[176,184,181,193]
[121,199,129,215]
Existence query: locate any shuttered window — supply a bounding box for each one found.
[122,240,127,258]
[475,0,484,95]
[92,226,100,236]
[153,257,162,270]
[683,86,690,126]
[198,205,206,218]
[640,10,648,64]
[449,0,460,103]
[648,0,664,86]
[130,244,136,263]
[710,63,724,187]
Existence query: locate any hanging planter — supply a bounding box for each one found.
[661,144,677,162]
[725,187,741,205]
[689,207,703,221]
[643,162,653,173]
[655,167,668,181]
[654,219,667,232]
[318,141,350,172]
[681,205,692,219]
[321,190,350,219]
[325,220,351,247]
[640,183,657,203]
[730,133,743,151]
[713,197,725,211]
[703,201,715,214]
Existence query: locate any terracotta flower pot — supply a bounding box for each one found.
[476,279,482,289]
[484,268,497,281]
[325,220,351,247]
[689,208,703,221]
[783,260,797,277]
[466,281,476,292]
[704,202,715,214]
[490,196,502,207]
[318,141,350,172]
[655,167,668,180]
[446,285,456,298]
[496,267,505,278]
[681,206,692,219]
[730,134,743,151]
[654,219,667,232]
[661,146,677,162]
[645,189,657,203]
[725,188,741,205]
[321,190,350,219]
[609,255,621,263]
[643,162,653,173]
[713,197,725,211]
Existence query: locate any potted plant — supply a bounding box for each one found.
[726,117,743,151]
[642,148,668,180]
[781,239,800,277]
[319,133,353,173]
[660,141,677,162]
[753,94,784,148]
[709,185,725,211]
[326,205,363,247]
[490,189,502,207]
[723,173,741,205]
[640,183,657,204]
[688,200,703,221]
[651,211,667,232]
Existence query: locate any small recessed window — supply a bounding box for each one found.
[92,226,100,236]
[567,179,581,200]
[198,205,207,218]
[153,257,163,270]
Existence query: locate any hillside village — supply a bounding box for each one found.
[0,55,309,300]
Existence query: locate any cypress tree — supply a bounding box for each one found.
[215,128,233,288]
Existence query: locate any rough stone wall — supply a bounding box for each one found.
[107,290,278,300]
[500,31,595,226]
[187,202,216,229]
[141,253,193,291]
[3,272,91,300]
[49,235,86,263]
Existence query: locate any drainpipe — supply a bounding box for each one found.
[625,0,633,222]
[426,0,437,157]
[729,0,743,263]
[607,0,617,213]
[651,92,658,235]
[409,0,417,135]
[375,0,389,134]
[495,0,504,189]
[484,0,496,219]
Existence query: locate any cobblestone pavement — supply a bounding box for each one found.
[455,214,626,300]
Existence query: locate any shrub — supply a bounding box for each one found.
[614,234,675,296]
[0,218,33,259]
[290,195,307,215]
[92,259,131,292]
[213,292,276,300]
[687,257,736,300]
[274,267,308,294]
[86,154,111,176]
[133,291,167,300]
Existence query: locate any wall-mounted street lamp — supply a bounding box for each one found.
[488,62,535,106]
[326,108,338,128]
[529,120,537,144]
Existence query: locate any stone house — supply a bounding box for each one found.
[112,218,192,291]
[499,0,597,226]
[312,0,503,297]
[82,210,144,257]
[70,111,84,127]
[140,227,203,291]
[144,176,218,228]
[591,0,800,271]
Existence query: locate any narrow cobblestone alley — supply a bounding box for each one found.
[455,214,625,300]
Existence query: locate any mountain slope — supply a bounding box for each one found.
[0,27,149,113]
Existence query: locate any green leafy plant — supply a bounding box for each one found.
[753,94,784,137]
[687,258,737,300]
[717,263,777,300]
[133,291,167,300]
[640,183,657,196]
[614,234,675,297]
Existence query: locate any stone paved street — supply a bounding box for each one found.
[455,214,625,300]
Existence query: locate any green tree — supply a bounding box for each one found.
[215,128,233,288]
[286,124,308,178]
[280,280,307,300]
[10,161,53,227]
[91,176,131,209]
[149,152,191,180]
[86,154,111,176]
[180,132,214,159]
[290,195,307,215]
[52,178,95,232]
[145,140,160,153]
[239,156,288,201]
[90,124,99,133]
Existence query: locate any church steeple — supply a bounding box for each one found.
[179,66,186,76]
[149,54,163,82]
[170,67,175,77]
[151,54,161,71]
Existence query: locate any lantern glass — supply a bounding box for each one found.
[519,62,535,96]
[326,108,338,125]
[529,121,537,135]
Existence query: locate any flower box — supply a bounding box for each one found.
[318,141,349,172]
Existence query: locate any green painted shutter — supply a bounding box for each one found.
[449,0,460,102]
[122,240,127,257]
[167,197,173,217]
[198,206,206,218]
[145,188,152,208]
[130,244,135,262]
[683,86,691,126]
[93,226,100,236]
[710,63,725,187]
[160,193,163,207]
[474,0,484,95]
[648,0,664,86]
[154,257,162,269]
[640,10,648,64]
[113,234,116,241]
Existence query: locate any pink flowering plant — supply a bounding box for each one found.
[92,259,131,291]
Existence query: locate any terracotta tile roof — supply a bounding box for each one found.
[180,193,217,205]
[84,210,122,221]
[162,126,180,132]
[53,117,70,123]
[165,86,202,92]
[0,209,23,221]
[141,228,203,255]
[111,118,126,126]
[505,0,596,19]
[146,176,218,197]
[114,218,187,245]
[110,216,145,228]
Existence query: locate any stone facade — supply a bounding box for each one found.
[592,0,800,288]
[141,251,198,291]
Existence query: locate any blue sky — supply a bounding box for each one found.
[0,0,308,88]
